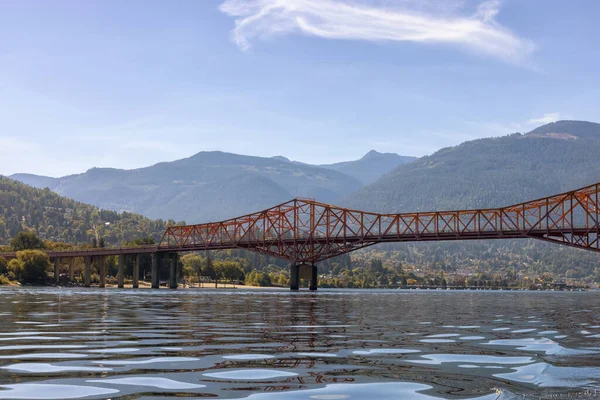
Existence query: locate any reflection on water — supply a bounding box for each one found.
[0,288,599,399]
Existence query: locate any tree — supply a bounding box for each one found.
[181,254,203,278]
[203,253,216,279]
[10,232,45,251]
[245,270,272,286]
[0,256,7,275]
[214,261,244,282]
[369,258,384,274]
[8,250,51,283]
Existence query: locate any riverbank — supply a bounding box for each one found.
[24,281,288,290]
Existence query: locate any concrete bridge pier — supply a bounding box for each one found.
[84,256,91,287]
[99,257,106,288]
[169,253,178,289]
[69,258,75,282]
[290,264,318,291]
[290,264,299,291]
[118,254,125,288]
[310,264,318,291]
[151,253,159,289]
[54,257,60,284]
[133,255,140,289]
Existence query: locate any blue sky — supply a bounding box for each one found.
[1,0,599,177]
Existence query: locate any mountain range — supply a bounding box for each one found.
[10,121,600,224]
[11,150,413,223]
[4,120,600,278]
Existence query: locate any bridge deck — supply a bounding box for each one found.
[0,245,160,260]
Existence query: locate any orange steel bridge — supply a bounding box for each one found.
[1,181,599,290]
[159,181,600,289]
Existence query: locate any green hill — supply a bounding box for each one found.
[0,176,175,246]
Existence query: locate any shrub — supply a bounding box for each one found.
[9,250,51,284]
[0,275,10,285]
[7,259,21,281]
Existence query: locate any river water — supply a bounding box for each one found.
[0,288,599,400]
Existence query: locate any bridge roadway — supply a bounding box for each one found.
[0,245,180,290]
[1,181,599,290]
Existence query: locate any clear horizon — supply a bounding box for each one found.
[1,1,599,176]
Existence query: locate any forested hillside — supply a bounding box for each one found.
[348,121,600,212]
[0,176,176,246]
[344,120,600,283]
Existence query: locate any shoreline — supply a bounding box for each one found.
[1,281,593,291]
[0,281,287,290]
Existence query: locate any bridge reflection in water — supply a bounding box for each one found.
[1,182,599,290]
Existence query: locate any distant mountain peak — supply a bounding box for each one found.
[271,156,291,163]
[320,150,417,185]
[362,150,382,158]
[361,150,398,160]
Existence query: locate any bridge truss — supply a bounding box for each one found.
[159,182,600,264]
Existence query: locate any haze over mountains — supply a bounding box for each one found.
[9,120,600,227]
[11,150,412,223]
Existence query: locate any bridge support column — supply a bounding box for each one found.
[54,257,60,284]
[99,257,106,288]
[309,264,318,291]
[118,254,125,288]
[169,253,178,289]
[69,258,75,282]
[151,253,159,289]
[84,256,91,287]
[290,264,299,291]
[133,255,140,289]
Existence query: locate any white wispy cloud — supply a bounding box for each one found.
[528,112,561,125]
[467,112,564,139]
[219,0,534,64]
